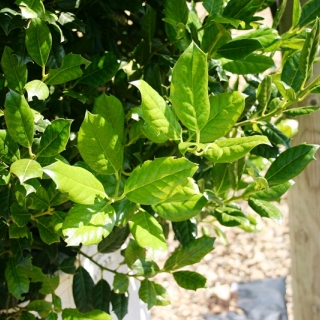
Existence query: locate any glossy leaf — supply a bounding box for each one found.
[78,52,120,86]
[283,106,320,117]
[4,90,34,148]
[257,122,291,148]
[173,271,206,291]
[78,111,123,175]
[170,42,210,132]
[164,0,188,25]
[73,266,94,313]
[257,75,272,108]
[272,0,287,29]
[10,159,43,183]
[62,309,113,320]
[250,180,294,201]
[44,161,106,204]
[37,216,60,245]
[111,291,128,320]
[129,210,167,251]
[1,46,27,93]
[93,279,111,314]
[223,0,264,20]
[0,130,20,163]
[248,198,283,224]
[132,258,160,278]
[45,53,90,85]
[292,0,302,28]
[25,18,51,67]
[139,279,157,309]
[98,225,130,253]
[299,0,320,27]
[16,0,45,19]
[113,274,129,294]
[164,236,215,271]
[265,144,319,186]
[172,218,197,246]
[203,0,223,14]
[125,157,198,205]
[215,207,249,227]
[132,80,182,140]
[200,92,245,143]
[62,201,116,246]
[24,80,49,101]
[281,51,304,91]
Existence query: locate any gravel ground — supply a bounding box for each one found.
[150,200,292,320]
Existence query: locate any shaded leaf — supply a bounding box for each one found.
[132,258,160,278]
[0,130,20,164]
[124,239,146,268]
[172,218,197,246]
[98,225,130,253]
[93,280,111,314]
[215,207,249,227]
[111,291,128,320]
[37,216,60,245]
[139,279,156,309]
[113,274,129,294]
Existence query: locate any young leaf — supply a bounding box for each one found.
[24,80,49,101]
[113,274,129,294]
[10,159,43,183]
[78,52,120,86]
[124,157,198,205]
[77,111,123,175]
[131,80,182,140]
[93,279,111,314]
[299,0,320,27]
[37,119,72,157]
[129,210,167,251]
[73,266,94,313]
[164,236,215,271]
[4,90,34,149]
[0,130,20,164]
[172,218,197,246]
[283,106,320,117]
[1,46,27,93]
[37,216,60,245]
[132,258,160,278]
[248,198,283,224]
[173,271,207,291]
[139,279,157,309]
[62,309,113,320]
[170,42,210,132]
[25,18,51,67]
[45,53,90,85]
[111,291,128,320]
[265,144,319,186]
[200,92,245,143]
[62,201,116,246]
[43,160,106,204]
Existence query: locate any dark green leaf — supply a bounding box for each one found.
[173,271,207,291]
[124,239,146,268]
[98,225,130,253]
[37,217,60,245]
[258,122,291,148]
[59,256,76,274]
[248,198,283,224]
[164,0,188,25]
[281,51,304,91]
[113,274,129,294]
[0,130,20,164]
[203,0,223,15]
[257,75,272,108]
[139,279,157,309]
[141,5,156,44]
[283,106,320,117]
[132,258,160,278]
[26,300,52,318]
[11,203,31,227]
[111,291,128,320]
[215,207,249,227]
[299,0,320,27]
[93,279,111,314]
[172,218,197,246]
[223,0,265,20]
[9,223,28,238]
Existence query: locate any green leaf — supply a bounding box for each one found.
[153,283,171,306]
[59,256,76,274]
[11,203,31,226]
[204,136,269,163]
[200,92,245,143]
[78,52,120,86]
[299,0,320,27]
[132,258,160,278]
[173,271,206,291]
[283,106,320,117]
[62,308,113,320]
[217,39,262,60]
[132,80,182,140]
[265,144,319,186]
[43,160,106,204]
[250,180,294,201]
[37,119,72,157]
[292,0,302,28]
[98,225,130,253]
[10,159,43,183]
[16,0,45,19]
[37,216,60,245]
[223,53,274,74]
[45,53,90,85]
[45,312,57,320]
[73,266,94,313]
[223,0,265,20]
[113,274,129,294]
[129,210,167,251]
[5,257,29,300]
[141,5,156,44]
[272,0,287,29]
[62,201,116,246]
[125,157,198,205]
[78,111,123,175]
[93,279,111,314]
[172,218,197,246]
[164,236,215,271]
[141,122,168,143]
[203,0,223,15]
[4,90,34,148]
[124,239,146,268]
[248,198,283,224]
[24,80,49,101]
[21,312,37,320]
[0,130,20,164]
[27,300,52,318]
[170,42,210,132]
[25,18,51,67]
[26,179,50,210]
[274,80,296,101]
[1,46,27,93]
[257,75,272,108]
[164,0,188,25]
[281,51,304,91]
[215,207,249,227]
[139,279,157,309]
[113,198,138,227]
[9,223,28,238]
[92,93,125,143]
[257,122,291,148]
[111,292,128,320]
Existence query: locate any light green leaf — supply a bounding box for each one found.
[78,52,120,86]
[170,42,210,132]
[299,0,320,27]
[129,210,167,251]
[62,201,116,246]
[43,160,106,204]
[223,0,264,20]
[204,136,269,163]
[265,144,319,186]
[93,93,125,143]
[132,258,160,278]
[11,203,31,227]
[164,236,215,271]
[62,309,113,320]
[10,159,43,183]
[27,300,52,318]
[37,119,72,157]
[37,216,60,245]
[250,180,294,201]
[173,271,207,291]
[132,80,181,140]
[292,0,302,28]
[283,106,320,117]
[200,92,245,143]
[45,53,91,85]
[141,122,168,143]
[0,130,20,163]
[1,46,27,93]
[139,279,157,310]
[25,18,51,67]
[24,80,49,101]
[274,80,296,101]
[248,198,283,224]
[4,90,34,148]
[124,157,198,205]
[78,111,123,175]
[16,0,45,19]
[113,273,129,294]
[272,0,287,29]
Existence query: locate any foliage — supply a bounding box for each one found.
[0,0,319,318]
